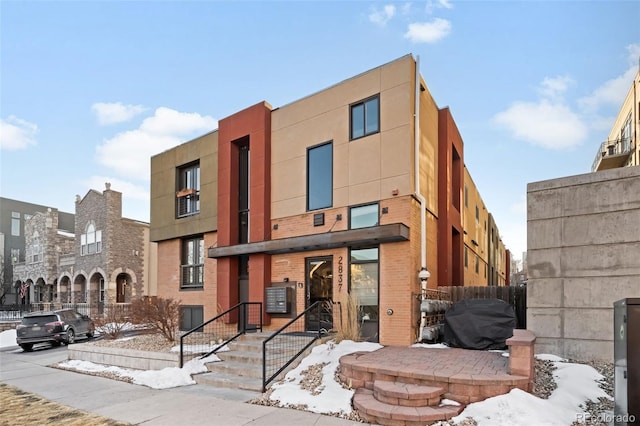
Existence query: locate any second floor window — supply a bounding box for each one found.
[177,162,200,218]
[350,203,379,229]
[307,142,333,211]
[181,236,204,289]
[350,95,380,140]
[81,222,102,255]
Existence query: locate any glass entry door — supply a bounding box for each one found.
[305,257,333,332]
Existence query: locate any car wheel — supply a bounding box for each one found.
[66,328,76,345]
[20,343,33,352]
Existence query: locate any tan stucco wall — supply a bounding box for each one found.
[271,55,419,218]
[463,167,489,286]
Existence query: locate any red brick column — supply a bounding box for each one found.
[506,329,536,391]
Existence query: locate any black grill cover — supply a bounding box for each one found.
[444,298,516,350]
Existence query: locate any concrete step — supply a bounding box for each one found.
[353,388,463,426]
[373,380,445,407]
[206,360,263,378]
[193,371,264,392]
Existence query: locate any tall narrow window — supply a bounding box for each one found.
[307,142,333,211]
[181,236,204,289]
[11,212,20,236]
[99,278,105,302]
[32,232,41,263]
[350,95,380,140]
[177,162,200,218]
[238,144,250,243]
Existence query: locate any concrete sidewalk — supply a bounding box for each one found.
[0,345,366,425]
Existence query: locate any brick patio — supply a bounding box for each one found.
[339,344,533,426]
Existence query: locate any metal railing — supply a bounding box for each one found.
[262,301,327,392]
[591,137,633,172]
[0,303,131,321]
[179,302,262,367]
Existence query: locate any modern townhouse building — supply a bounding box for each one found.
[11,184,157,312]
[592,67,639,172]
[150,54,510,346]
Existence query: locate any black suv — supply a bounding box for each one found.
[16,309,95,351]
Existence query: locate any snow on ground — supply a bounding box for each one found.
[0,329,612,424]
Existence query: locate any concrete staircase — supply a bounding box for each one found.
[353,380,464,425]
[193,332,319,392]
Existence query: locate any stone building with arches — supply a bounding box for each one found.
[12,183,156,311]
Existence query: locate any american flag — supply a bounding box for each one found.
[20,283,29,299]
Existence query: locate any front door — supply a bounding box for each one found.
[306,257,333,331]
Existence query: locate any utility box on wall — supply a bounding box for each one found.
[614,298,640,425]
[265,286,293,314]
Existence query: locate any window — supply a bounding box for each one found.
[177,162,200,218]
[99,278,105,302]
[81,222,102,256]
[464,247,468,268]
[622,113,632,151]
[32,233,41,263]
[350,95,380,140]
[475,255,479,273]
[11,212,20,236]
[11,248,20,264]
[307,142,333,211]
[180,305,204,331]
[350,203,379,229]
[181,236,204,289]
[475,205,479,222]
[464,185,468,208]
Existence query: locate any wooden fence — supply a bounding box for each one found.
[438,285,527,329]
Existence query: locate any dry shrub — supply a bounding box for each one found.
[333,294,361,343]
[93,305,130,339]
[130,297,181,342]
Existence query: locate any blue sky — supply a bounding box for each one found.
[1,1,639,264]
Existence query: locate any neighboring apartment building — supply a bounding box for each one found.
[11,184,157,308]
[150,54,510,346]
[591,67,639,172]
[462,167,489,286]
[0,197,75,305]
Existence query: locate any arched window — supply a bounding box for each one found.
[81,222,102,255]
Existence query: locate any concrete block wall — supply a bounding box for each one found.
[527,166,640,362]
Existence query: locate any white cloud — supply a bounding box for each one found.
[0,115,38,151]
[92,102,148,125]
[537,75,574,101]
[83,177,150,201]
[578,43,640,112]
[404,18,451,43]
[426,0,453,14]
[96,107,217,181]
[493,100,587,150]
[369,4,396,26]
